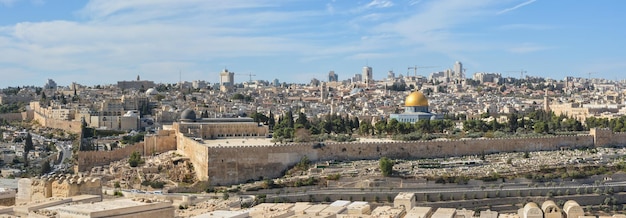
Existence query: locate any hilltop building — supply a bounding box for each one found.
[175,108,269,139]
[328,71,338,82]
[363,66,373,84]
[219,68,235,92]
[117,75,155,90]
[389,90,443,123]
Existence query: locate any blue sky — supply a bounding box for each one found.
[1,0,625,88]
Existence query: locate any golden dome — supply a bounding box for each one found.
[405,91,428,107]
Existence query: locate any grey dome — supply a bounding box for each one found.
[180,109,197,121]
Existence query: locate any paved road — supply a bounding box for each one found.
[31,133,72,172]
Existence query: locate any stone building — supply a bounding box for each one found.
[175,109,269,139]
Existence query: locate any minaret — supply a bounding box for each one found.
[543,89,550,112]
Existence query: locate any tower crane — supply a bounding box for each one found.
[504,70,526,79]
[237,73,257,83]
[407,66,439,77]
[586,72,598,80]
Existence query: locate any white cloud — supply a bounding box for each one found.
[497,0,536,15]
[508,43,553,53]
[375,0,499,55]
[366,0,394,8]
[0,0,397,86]
[498,23,552,31]
[0,0,18,7]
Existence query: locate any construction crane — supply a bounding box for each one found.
[504,70,526,79]
[237,73,257,83]
[586,72,598,80]
[407,66,439,77]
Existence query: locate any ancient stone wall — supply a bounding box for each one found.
[76,142,144,172]
[32,111,82,133]
[75,131,177,172]
[144,130,177,155]
[591,128,626,147]
[196,135,594,185]
[16,176,101,204]
[176,131,209,181]
[0,112,26,122]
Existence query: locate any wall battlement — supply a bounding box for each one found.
[16,175,102,204]
[75,130,177,172]
[175,130,606,186]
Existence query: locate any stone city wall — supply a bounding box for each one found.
[591,128,626,147]
[176,131,209,181]
[144,130,177,155]
[75,142,144,172]
[0,111,32,122]
[187,134,594,185]
[75,131,177,172]
[32,111,82,134]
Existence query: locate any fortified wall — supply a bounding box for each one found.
[198,134,595,185]
[75,130,177,172]
[32,110,82,134]
[590,128,626,147]
[176,131,209,181]
[0,111,32,122]
[16,175,101,204]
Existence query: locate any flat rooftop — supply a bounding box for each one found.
[200,138,276,147]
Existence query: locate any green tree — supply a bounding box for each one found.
[128,151,143,167]
[23,133,33,167]
[296,112,309,129]
[379,157,394,177]
[268,111,275,129]
[534,121,548,134]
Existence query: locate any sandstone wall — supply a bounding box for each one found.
[0,112,26,122]
[199,135,594,185]
[75,131,177,172]
[144,130,177,155]
[32,111,82,133]
[76,142,144,172]
[176,132,209,181]
[16,176,101,204]
[592,128,626,147]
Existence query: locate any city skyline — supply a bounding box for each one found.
[1,0,626,88]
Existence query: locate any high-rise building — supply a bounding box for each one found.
[363,66,373,84]
[328,71,338,82]
[453,61,463,79]
[219,68,235,86]
[387,70,395,80]
[219,68,235,92]
[353,74,363,83]
[44,79,57,90]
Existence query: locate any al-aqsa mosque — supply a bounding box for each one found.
[389,90,443,123]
